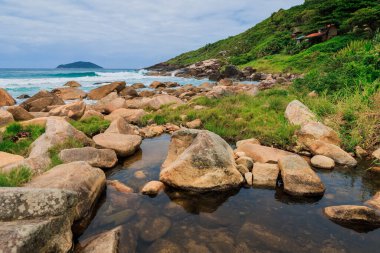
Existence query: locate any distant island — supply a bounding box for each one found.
[56,61,103,69]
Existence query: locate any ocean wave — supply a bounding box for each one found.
[46,71,99,78]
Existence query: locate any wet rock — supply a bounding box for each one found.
[244,172,253,186]
[107,180,134,194]
[20,90,64,112]
[64,80,82,87]
[81,110,104,120]
[147,94,184,110]
[252,163,280,189]
[59,147,118,169]
[236,156,254,171]
[134,170,146,179]
[186,119,202,129]
[49,101,86,119]
[88,81,126,100]
[142,181,165,195]
[237,143,293,163]
[373,148,380,160]
[6,106,34,121]
[285,100,317,126]
[131,83,146,89]
[146,239,182,253]
[75,226,121,253]
[140,216,172,242]
[0,152,24,172]
[93,133,142,157]
[0,109,14,127]
[306,140,357,168]
[105,117,139,135]
[139,124,165,138]
[101,209,136,227]
[105,108,146,124]
[160,129,243,192]
[310,155,335,170]
[324,205,380,227]
[0,88,16,106]
[278,155,325,197]
[52,87,87,100]
[297,122,341,147]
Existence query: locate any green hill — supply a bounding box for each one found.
[56,61,103,69]
[163,0,379,73]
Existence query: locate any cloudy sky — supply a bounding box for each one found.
[0,0,303,68]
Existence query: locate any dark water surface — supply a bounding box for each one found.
[78,134,380,253]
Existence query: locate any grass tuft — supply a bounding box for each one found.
[48,138,85,168]
[70,116,110,137]
[0,166,33,187]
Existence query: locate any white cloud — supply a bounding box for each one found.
[0,0,303,68]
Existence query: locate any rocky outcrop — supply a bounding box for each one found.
[324,205,380,227]
[93,133,142,157]
[147,95,184,110]
[278,155,325,197]
[285,100,317,126]
[87,82,126,100]
[75,227,121,253]
[237,143,293,163]
[49,101,86,120]
[104,108,146,124]
[20,90,65,112]
[6,106,34,121]
[0,109,14,127]
[252,163,280,189]
[0,152,24,172]
[160,129,243,192]
[59,147,118,169]
[0,88,16,106]
[52,87,87,100]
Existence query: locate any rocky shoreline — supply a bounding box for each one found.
[1,73,380,252]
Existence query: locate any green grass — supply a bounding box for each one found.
[0,166,33,187]
[48,138,85,168]
[0,123,45,156]
[70,116,110,137]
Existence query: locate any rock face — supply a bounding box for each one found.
[160,129,244,192]
[252,163,280,189]
[20,90,65,112]
[6,106,34,121]
[297,121,341,147]
[49,101,86,119]
[59,147,118,169]
[76,227,121,253]
[147,95,184,110]
[104,108,146,124]
[0,109,14,127]
[88,81,126,100]
[93,133,142,157]
[324,205,380,227]
[0,88,16,106]
[306,140,357,168]
[285,100,316,126]
[278,155,325,197]
[52,87,87,100]
[0,152,24,171]
[310,155,335,170]
[237,143,293,163]
[26,161,106,222]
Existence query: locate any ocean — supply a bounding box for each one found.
[0,68,208,102]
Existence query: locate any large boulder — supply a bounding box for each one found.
[0,88,16,106]
[278,155,325,197]
[146,95,184,110]
[87,81,126,100]
[26,161,106,222]
[324,205,380,227]
[6,106,34,121]
[252,163,280,189]
[285,100,317,126]
[49,101,86,120]
[52,87,87,100]
[75,227,122,253]
[104,108,146,124]
[93,133,142,157]
[237,143,293,163]
[59,147,118,169]
[306,140,357,168]
[297,121,341,147]
[160,129,244,192]
[0,152,24,171]
[0,109,14,127]
[104,117,139,135]
[20,90,64,112]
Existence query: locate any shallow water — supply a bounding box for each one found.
[77,134,380,253]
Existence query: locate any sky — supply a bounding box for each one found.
[0,0,303,68]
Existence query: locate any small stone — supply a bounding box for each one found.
[355,146,368,158]
[134,171,146,179]
[141,181,165,195]
[107,180,134,194]
[236,157,254,171]
[236,164,249,176]
[311,155,335,170]
[186,119,202,129]
[244,172,253,186]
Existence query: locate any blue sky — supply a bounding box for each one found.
[0,0,303,68]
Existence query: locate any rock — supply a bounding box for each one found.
[49,101,86,120]
[20,90,65,112]
[252,163,280,189]
[324,205,380,227]
[0,152,24,171]
[17,94,30,99]
[19,117,47,128]
[81,110,104,120]
[124,97,152,109]
[308,91,318,98]
[221,65,241,78]
[26,161,106,222]
[366,192,380,211]
[278,155,325,197]
[310,155,335,170]
[93,133,142,157]
[104,117,139,135]
[355,146,368,158]
[0,88,16,106]
[372,148,380,160]
[0,109,14,127]
[139,90,155,97]
[88,81,126,100]
[141,181,165,195]
[59,147,117,169]
[244,172,253,186]
[285,100,317,126]
[244,86,259,96]
[236,164,249,175]
[186,119,202,129]
[107,180,134,194]
[306,140,357,168]
[29,112,49,118]
[140,216,171,242]
[76,227,121,253]
[218,78,233,86]
[52,87,87,100]
[147,239,182,253]
[235,151,247,158]
[150,81,166,89]
[64,81,82,87]
[297,122,341,147]
[134,170,146,179]
[237,143,293,163]
[147,95,184,110]
[131,83,146,89]
[119,86,138,97]
[160,129,243,191]
[139,124,165,138]
[105,108,146,124]
[236,157,254,171]
[6,106,34,121]
[103,97,127,114]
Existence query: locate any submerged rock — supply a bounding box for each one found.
[160,129,243,192]
[278,155,325,197]
[146,239,182,253]
[252,163,280,189]
[93,133,142,157]
[140,216,172,242]
[324,205,380,227]
[75,226,121,253]
[107,180,134,194]
[59,147,118,169]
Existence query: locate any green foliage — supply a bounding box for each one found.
[0,123,45,156]
[48,138,84,168]
[70,116,110,137]
[0,166,33,187]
